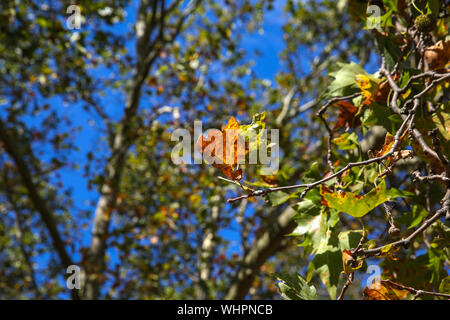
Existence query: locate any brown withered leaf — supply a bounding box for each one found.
[333,101,361,132]
[424,40,450,70]
[374,80,391,104]
[362,280,411,300]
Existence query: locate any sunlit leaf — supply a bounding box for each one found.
[332,132,359,150]
[320,180,413,218]
[195,116,247,181]
[378,243,400,260]
[355,74,382,106]
[274,273,317,300]
[362,280,411,300]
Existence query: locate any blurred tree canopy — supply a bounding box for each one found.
[0,0,449,300]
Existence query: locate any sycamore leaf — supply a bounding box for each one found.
[320,180,413,218]
[309,230,341,300]
[362,280,411,300]
[195,116,248,181]
[376,132,395,157]
[411,138,445,174]
[302,162,322,184]
[378,243,400,260]
[333,101,361,132]
[374,80,391,104]
[291,201,322,236]
[292,189,325,239]
[342,249,363,276]
[274,273,317,300]
[240,111,267,152]
[260,175,279,186]
[266,191,293,206]
[398,206,428,229]
[424,40,450,70]
[363,239,377,249]
[375,132,414,164]
[338,230,364,251]
[360,102,402,135]
[332,132,360,150]
[355,74,382,105]
[323,62,367,98]
[431,104,450,141]
[374,32,404,71]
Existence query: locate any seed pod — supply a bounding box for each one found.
[414,14,436,33]
[389,226,401,238]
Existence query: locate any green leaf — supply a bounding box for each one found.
[439,276,450,294]
[320,180,413,218]
[398,206,428,229]
[291,189,323,237]
[240,111,267,152]
[431,104,450,141]
[266,191,292,206]
[274,273,317,300]
[302,162,322,184]
[374,29,400,70]
[332,132,360,150]
[291,204,321,236]
[361,103,401,134]
[426,0,440,16]
[309,230,341,300]
[338,230,363,251]
[323,62,367,98]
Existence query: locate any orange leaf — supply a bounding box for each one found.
[195,117,248,181]
[375,132,395,157]
[362,280,411,300]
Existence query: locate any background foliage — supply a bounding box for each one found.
[0,0,449,300]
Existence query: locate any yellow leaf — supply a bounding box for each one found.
[376,132,395,157]
[355,74,381,105]
[378,243,400,260]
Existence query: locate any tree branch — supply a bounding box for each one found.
[0,120,79,300]
[224,206,296,300]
